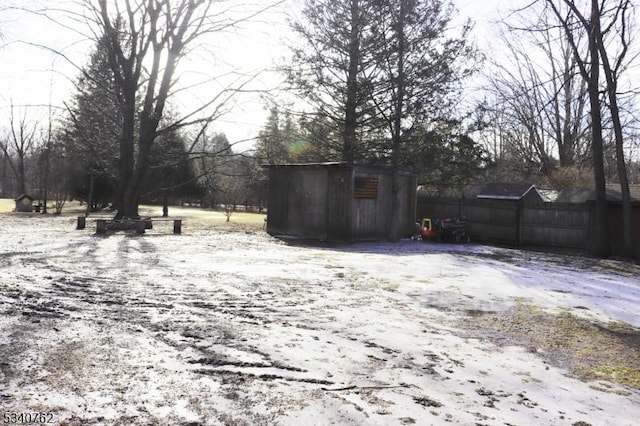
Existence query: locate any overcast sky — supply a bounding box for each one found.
[0,0,520,150]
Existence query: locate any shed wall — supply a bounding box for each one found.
[267,164,417,241]
[351,170,387,240]
[267,167,329,239]
[265,168,292,236]
[326,168,353,240]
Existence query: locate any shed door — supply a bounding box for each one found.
[286,168,328,238]
[327,169,352,240]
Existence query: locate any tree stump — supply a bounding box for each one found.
[96,219,107,234]
[135,221,146,234]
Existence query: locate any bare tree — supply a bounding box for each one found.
[78,0,281,219]
[85,0,208,218]
[486,10,591,177]
[0,105,38,196]
[593,0,635,257]
[545,0,635,257]
[217,173,244,221]
[545,0,608,256]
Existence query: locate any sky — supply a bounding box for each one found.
[0,0,521,151]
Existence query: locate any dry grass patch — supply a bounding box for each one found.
[462,304,640,390]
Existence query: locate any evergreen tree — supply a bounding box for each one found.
[62,34,120,211]
[368,0,477,168]
[254,106,296,165]
[401,124,490,190]
[142,123,203,203]
[63,34,203,211]
[287,0,479,173]
[288,0,379,163]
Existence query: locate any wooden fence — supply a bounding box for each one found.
[417,196,640,259]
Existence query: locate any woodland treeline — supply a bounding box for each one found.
[0,0,639,254]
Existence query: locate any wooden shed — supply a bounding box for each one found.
[14,194,34,212]
[265,163,417,241]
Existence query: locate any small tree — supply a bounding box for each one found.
[47,136,70,214]
[254,106,296,165]
[217,173,244,222]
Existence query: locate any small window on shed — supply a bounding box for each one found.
[354,176,378,199]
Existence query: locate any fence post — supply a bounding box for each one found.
[173,219,182,234]
[515,203,522,246]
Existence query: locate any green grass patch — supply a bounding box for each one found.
[0,198,15,213]
[150,206,266,231]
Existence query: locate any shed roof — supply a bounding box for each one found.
[14,194,34,202]
[472,182,538,200]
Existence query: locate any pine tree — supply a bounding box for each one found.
[62,34,120,211]
[288,0,378,163]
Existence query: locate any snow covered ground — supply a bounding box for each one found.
[1,213,639,425]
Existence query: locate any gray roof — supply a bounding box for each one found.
[472,182,537,200]
[14,194,34,201]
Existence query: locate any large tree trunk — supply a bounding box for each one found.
[17,155,26,195]
[609,99,633,258]
[588,0,609,257]
[343,0,361,164]
[598,47,632,258]
[115,96,137,219]
[1,152,8,197]
[595,1,633,258]
[100,0,204,220]
[388,0,406,241]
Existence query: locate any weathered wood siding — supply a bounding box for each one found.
[326,168,353,240]
[418,195,640,259]
[266,166,329,239]
[398,173,418,237]
[606,203,640,258]
[267,164,417,241]
[465,201,518,243]
[520,204,589,248]
[351,170,387,240]
[350,171,416,240]
[265,168,291,236]
[289,167,328,238]
[417,197,461,219]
